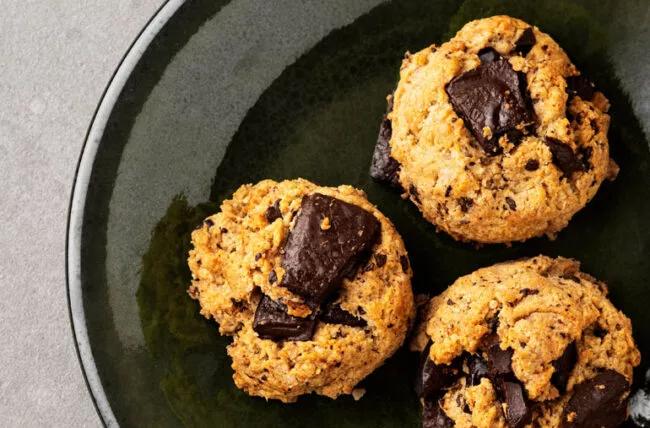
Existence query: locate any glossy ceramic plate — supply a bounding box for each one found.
[67,0,650,426]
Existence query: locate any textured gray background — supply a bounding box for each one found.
[0,1,164,426]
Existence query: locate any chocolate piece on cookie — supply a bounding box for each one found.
[320,302,367,328]
[370,98,402,188]
[566,75,595,101]
[561,370,629,428]
[280,193,380,305]
[253,295,316,341]
[544,137,583,177]
[513,27,536,56]
[551,341,578,393]
[416,342,461,399]
[264,199,282,223]
[446,57,533,155]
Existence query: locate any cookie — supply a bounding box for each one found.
[370,16,617,244]
[188,179,414,402]
[410,256,640,427]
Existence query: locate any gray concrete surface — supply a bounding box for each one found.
[0,1,164,426]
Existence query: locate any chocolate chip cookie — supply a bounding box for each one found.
[411,255,640,427]
[188,179,414,402]
[370,15,617,244]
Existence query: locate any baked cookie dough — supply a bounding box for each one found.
[411,255,640,427]
[188,179,414,402]
[370,15,617,244]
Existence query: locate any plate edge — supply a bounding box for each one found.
[65,1,185,426]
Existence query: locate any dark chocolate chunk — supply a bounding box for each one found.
[483,335,532,427]
[409,185,421,203]
[416,342,461,398]
[253,295,316,341]
[422,398,454,428]
[592,324,608,339]
[504,129,524,146]
[498,378,532,428]
[520,288,539,297]
[566,75,595,101]
[514,27,536,56]
[481,331,500,349]
[220,227,228,234]
[544,137,583,177]
[446,58,533,155]
[486,315,500,334]
[524,159,539,171]
[204,218,214,227]
[551,342,577,393]
[578,146,593,171]
[375,253,387,268]
[280,193,381,305]
[230,298,246,311]
[487,343,514,377]
[343,247,373,280]
[265,200,282,223]
[478,47,500,63]
[320,303,366,327]
[467,354,490,386]
[400,255,409,273]
[562,274,581,283]
[370,115,402,188]
[505,197,517,211]
[458,197,474,213]
[561,369,629,428]
[268,270,277,284]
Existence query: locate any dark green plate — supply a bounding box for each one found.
[67,0,650,426]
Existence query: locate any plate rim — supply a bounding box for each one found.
[65,1,185,426]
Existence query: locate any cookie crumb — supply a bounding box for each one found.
[352,388,366,401]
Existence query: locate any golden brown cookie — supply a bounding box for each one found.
[411,255,640,427]
[188,179,414,402]
[370,15,616,244]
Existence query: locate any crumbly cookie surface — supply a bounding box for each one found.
[411,255,640,427]
[188,179,414,402]
[377,15,616,243]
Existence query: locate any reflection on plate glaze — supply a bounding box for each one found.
[630,369,650,427]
